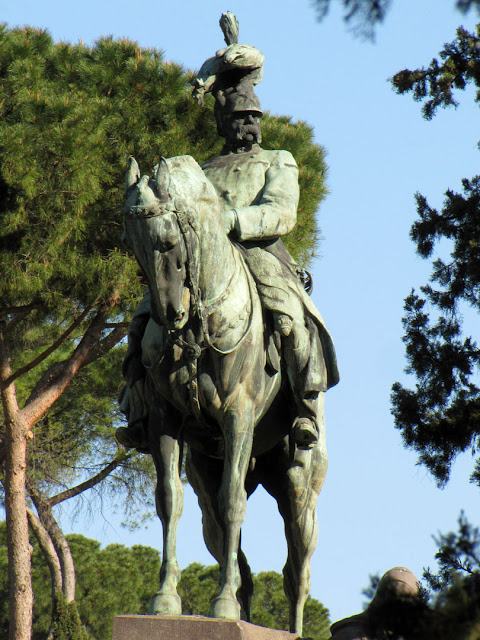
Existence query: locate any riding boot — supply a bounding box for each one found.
[116,380,150,453]
[275,313,324,450]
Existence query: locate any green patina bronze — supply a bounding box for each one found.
[116,13,338,636]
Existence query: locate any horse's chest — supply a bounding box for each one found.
[151,347,221,419]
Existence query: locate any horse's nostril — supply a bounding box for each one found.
[166,304,185,324]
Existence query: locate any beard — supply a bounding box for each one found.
[235,123,262,144]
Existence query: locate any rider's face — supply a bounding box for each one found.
[221,110,262,145]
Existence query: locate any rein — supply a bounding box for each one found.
[174,208,254,357]
[126,202,255,425]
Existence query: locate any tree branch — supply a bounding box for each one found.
[1,306,36,335]
[26,507,63,596]
[81,325,127,367]
[21,293,120,427]
[1,302,97,390]
[0,303,40,317]
[26,477,76,602]
[49,451,131,506]
[0,330,20,419]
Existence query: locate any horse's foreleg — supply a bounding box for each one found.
[210,406,254,621]
[186,449,253,621]
[149,429,183,615]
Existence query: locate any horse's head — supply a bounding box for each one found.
[123,157,192,330]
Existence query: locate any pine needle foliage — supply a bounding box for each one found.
[387,15,480,640]
[420,514,480,640]
[0,25,326,329]
[0,26,328,637]
[390,179,480,486]
[310,0,480,40]
[392,25,480,121]
[177,563,331,640]
[390,28,480,489]
[0,24,327,499]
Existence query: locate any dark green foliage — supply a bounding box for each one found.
[68,535,161,640]
[391,32,480,487]
[390,19,480,639]
[0,26,325,328]
[0,529,329,640]
[392,26,480,121]
[178,562,219,615]
[178,564,331,640]
[424,513,480,592]
[312,0,392,38]
[391,168,480,488]
[311,0,480,39]
[420,514,480,639]
[252,570,330,639]
[51,597,88,640]
[0,524,161,640]
[0,22,327,507]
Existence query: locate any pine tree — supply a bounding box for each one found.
[390,26,480,488]
[388,22,480,640]
[177,563,331,640]
[0,25,329,638]
[310,0,480,38]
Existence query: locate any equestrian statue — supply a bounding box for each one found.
[115,13,339,636]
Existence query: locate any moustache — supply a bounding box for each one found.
[236,123,261,142]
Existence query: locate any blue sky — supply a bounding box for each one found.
[2,0,479,627]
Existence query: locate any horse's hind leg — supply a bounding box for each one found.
[186,447,254,621]
[148,404,183,615]
[260,394,328,636]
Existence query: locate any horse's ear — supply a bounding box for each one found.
[125,156,140,193]
[154,157,170,204]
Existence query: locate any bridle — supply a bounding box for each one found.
[125,203,254,359]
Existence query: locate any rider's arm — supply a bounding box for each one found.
[231,150,299,242]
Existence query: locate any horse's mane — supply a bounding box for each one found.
[164,155,222,216]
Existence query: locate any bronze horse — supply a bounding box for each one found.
[122,154,328,635]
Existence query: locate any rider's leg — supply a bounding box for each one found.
[115,380,150,451]
[274,311,327,450]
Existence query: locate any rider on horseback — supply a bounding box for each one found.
[116,26,339,453]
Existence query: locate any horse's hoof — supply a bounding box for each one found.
[210,596,241,620]
[148,592,182,615]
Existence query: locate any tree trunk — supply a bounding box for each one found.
[1,332,33,640]
[27,480,76,603]
[1,302,120,639]
[27,509,62,640]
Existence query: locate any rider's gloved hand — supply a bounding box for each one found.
[222,209,238,236]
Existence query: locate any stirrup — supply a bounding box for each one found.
[293,418,318,450]
[115,424,149,453]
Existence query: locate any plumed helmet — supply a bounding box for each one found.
[214,82,263,117]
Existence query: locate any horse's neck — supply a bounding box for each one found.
[196,206,236,305]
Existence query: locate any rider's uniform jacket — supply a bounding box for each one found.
[202,146,339,391]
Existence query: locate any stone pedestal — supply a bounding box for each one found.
[112,615,300,640]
